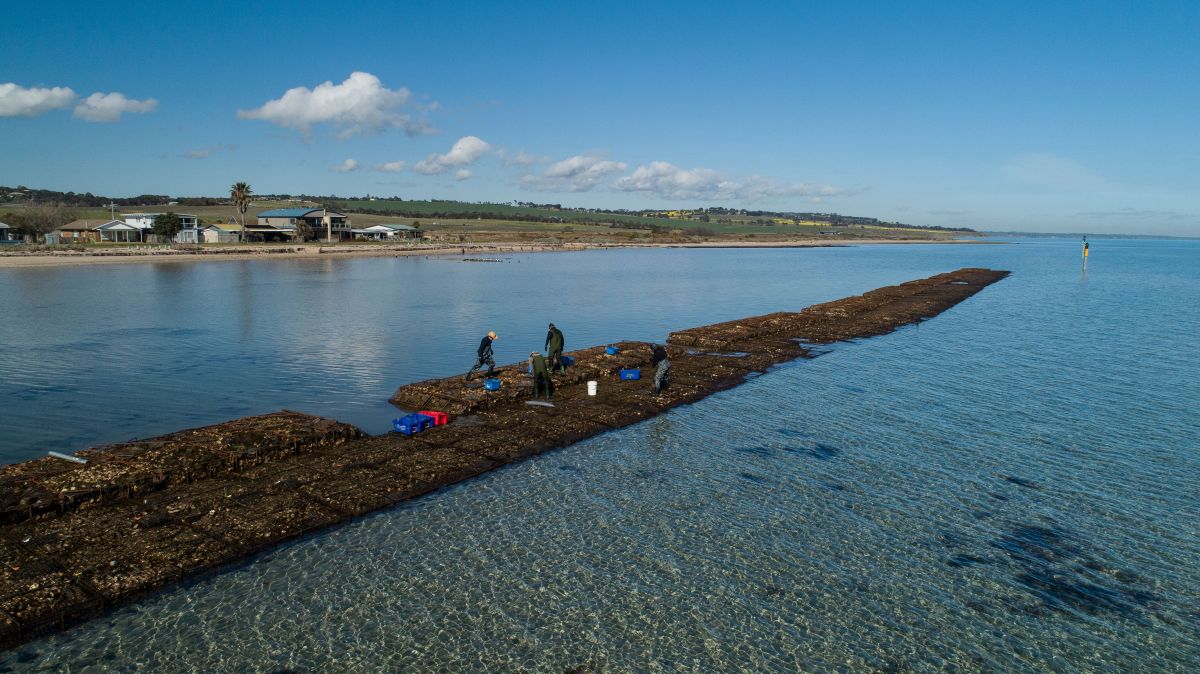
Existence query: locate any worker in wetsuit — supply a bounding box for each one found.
[545,323,565,373]
[529,351,553,400]
[466,331,498,380]
[650,343,670,395]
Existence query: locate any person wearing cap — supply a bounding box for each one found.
[544,323,565,373]
[466,331,498,381]
[528,351,553,400]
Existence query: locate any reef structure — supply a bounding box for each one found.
[0,268,1007,648]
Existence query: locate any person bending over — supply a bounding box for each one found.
[529,351,554,400]
[545,323,565,373]
[650,343,670,395]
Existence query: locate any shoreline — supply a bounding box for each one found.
[0,238,997,268]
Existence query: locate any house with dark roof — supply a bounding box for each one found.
[50,219,151,243]
[51,219,104,243]
[256,208,350,241]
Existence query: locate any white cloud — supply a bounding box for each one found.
[455,169,472,181]
[413,136,491,175]
[73,92,157,122]
[614,161,841,201]
[613,162,734,199]
[1,83,158,123]
[520,155,628,192]
[375,160,407,172]
[237,72,432,138]
[330,158,359,173]
[0,83,76,117]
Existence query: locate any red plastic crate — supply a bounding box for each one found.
[418,410,449,426]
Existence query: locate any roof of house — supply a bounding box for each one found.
[258,208,316,218]
[96,220,140,230]
[375,223,420,231]
[0,222,10,229]
[258,208,345,218]
[58,219,100,231]
[204,223,242,232]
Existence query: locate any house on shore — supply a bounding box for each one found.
[200,223,243,243]
[351,223,423,240]
[96,220,146,242]
[52,219,146,243]
[256,208,350,241]
[0,222,15,243]
[123,213,201,243]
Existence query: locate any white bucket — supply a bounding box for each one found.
[587,380,598,396]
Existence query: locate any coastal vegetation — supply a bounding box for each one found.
[230,182,251,243]
[0,184,974,245]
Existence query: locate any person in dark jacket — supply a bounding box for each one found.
[650,343,670,395]
[466,331,498,380]
[545,323,565,373]
[528,351,553,400]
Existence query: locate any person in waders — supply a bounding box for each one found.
[545,323,565,373]
[466,331,498,380]
[650,343,670,395]
[529,351,554,400]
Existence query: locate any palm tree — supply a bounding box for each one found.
[230,182,252,243]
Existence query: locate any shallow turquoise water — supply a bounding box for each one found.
[1,239,1197,671]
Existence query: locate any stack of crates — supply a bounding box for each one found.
[418,410,449,426]
[394,413,435,435]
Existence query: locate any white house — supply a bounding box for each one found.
[123,212,201,242]
[351,224,424,240]
[96,220,144,242]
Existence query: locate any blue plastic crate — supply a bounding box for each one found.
[605,346,620,355]
[483,378,502,391]
[393,413,434,435]
[561,355,574,366]
[619,368,641,380]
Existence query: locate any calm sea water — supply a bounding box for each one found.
[0,240,1197,672]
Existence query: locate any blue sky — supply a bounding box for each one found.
[2,0,1197,235]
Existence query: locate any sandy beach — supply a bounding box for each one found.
[0,238,993,268]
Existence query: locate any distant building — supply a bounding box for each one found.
[0,222,16,243]
[123,212,200,243]
[351,224,423,240]
[201,223,243,243]
[53,220,104,243]
[96,220,144,242]
[51,219,155,243]
[256,208,350,241]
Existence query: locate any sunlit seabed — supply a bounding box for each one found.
[0,239,1196,671]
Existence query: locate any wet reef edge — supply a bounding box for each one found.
[0,268,1008,648]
